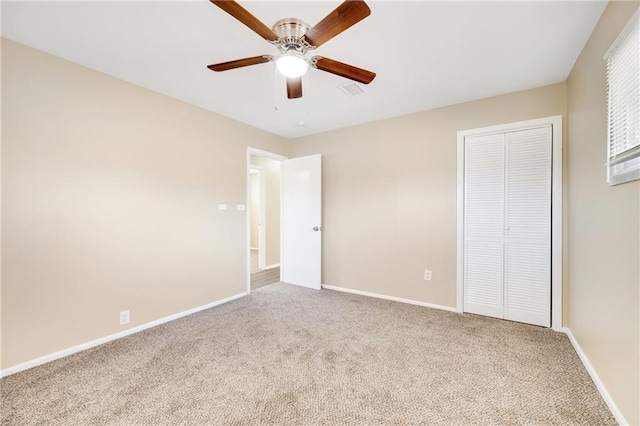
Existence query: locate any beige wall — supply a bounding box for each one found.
[566,1,640,424]
[1,39,289,369]
[0,35,4,368]
[291,83,566,308]
[250,171,260,250]
[3,8,639,420]
[250,155,281,267]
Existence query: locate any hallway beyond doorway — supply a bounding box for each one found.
[250,248,279,289]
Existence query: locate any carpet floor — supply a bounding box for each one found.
[1,283,615,425]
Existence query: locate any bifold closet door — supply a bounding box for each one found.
[463,126,552,327]
[504,127,551,327]
[463,133,505,319]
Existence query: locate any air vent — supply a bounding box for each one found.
[339,82,365,97]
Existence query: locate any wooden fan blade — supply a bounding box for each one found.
[311,56,376,84]
[286,78,303,99]
[303,0,370,48]
[210,1,278,42]
[207,55,273,72]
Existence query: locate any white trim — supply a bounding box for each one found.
[0,292,247,378]
[264,263,280,270]
[322,285,458,313]
[279,159,284,286]
[259,167,266,269]
[247,147,287,294]
[246,150,252,294]
[456,132,465,313]
[456,115,563,330]
[250,165,267,270]
[250,247,259,251]
[561,327,628,425]
[248,147,288,161]
[550,117,563,331]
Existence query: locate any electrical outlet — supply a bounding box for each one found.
[424,270,432,281]
[120,310,130,325]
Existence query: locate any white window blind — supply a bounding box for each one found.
[605,8,640,185]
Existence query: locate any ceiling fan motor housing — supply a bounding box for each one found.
[272,18,312,53]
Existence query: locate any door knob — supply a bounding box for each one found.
[312,226,322,231]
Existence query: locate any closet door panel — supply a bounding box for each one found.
[463,133,505,319]
[504,127,552,327]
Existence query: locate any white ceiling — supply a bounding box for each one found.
[2,1,606,139]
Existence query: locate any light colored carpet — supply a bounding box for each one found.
[1,283,615,425]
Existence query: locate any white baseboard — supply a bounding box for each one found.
[321,284,458,313]
[264,263,280,270]
[561,327,628,425]
[0,292,247,378]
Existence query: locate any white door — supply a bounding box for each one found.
[463,133,506,319]
[282,154,322,290]
[504,127,551,327]
[463,126,552,327]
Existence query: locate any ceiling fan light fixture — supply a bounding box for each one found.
[275,51,309,78]
[207,1,376,99]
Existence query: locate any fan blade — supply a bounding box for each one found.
[207,55,273,72]
[311,56,376,84]
[210,1,278,42]
[303,0,370,48]
[286,78,303,99]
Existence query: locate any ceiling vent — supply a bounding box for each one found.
[339,82,365,97]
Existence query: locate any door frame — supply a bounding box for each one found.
[456,115,563,331]
[246,147,288,294]
[249,166,266,270]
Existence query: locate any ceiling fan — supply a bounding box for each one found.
[207,0,376,99]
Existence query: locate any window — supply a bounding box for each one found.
[605,8,640,185]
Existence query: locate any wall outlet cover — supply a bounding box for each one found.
[120,310,130,325]
[424,270,432,281]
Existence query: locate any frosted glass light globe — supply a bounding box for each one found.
[276,52,309,78]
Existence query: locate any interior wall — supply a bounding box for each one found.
[250,156,281,267]
[565,1,640,423]
[1,39,289,370]
[291,83,566,309]
[249,171,260,250]
[0,34,4,369]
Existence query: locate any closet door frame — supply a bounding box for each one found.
[456,116,563,331]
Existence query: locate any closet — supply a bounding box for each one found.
[463,126,551,327]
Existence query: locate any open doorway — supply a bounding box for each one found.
[247,149,285,292]
[249,167,264,271]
